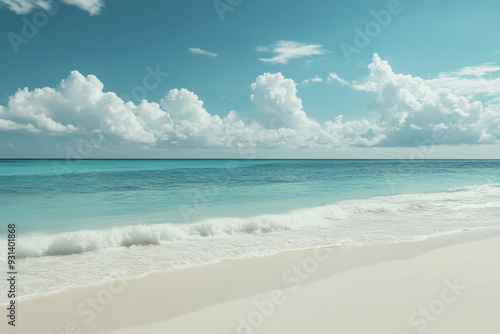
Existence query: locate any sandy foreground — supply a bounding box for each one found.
[4,231,500,334]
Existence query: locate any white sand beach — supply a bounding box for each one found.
[7,233,500,334]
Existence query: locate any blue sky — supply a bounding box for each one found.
[1,0,500,158]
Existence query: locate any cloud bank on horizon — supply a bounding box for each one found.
[1,54,500,154]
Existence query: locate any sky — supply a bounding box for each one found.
[0,0,500,158]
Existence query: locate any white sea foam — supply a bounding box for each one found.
[7,183,499,259]
[1,183,500,300]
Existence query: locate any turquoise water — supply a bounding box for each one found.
[1,159,500,299]
[2,159,499,235]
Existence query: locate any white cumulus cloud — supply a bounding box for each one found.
[426,64,500,102]
[346,53,500,146]
[0,70,380,152]
[1,54,500,157]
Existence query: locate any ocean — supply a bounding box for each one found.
[1,159,500,300]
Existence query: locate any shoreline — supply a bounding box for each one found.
[4,226,499,302]
[109,231,500,334]
[4,228,500,333]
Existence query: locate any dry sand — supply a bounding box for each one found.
[4,232,500,334]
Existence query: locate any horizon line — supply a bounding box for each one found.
[1,158,500,161]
